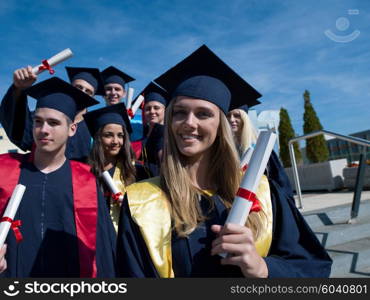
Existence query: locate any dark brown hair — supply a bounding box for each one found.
[88,125,136,186]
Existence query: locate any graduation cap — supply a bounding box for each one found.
[133,82,169,108]
[83,103,133,137]
[237,104,249,114]
[153,45,261,114]
[65,66,105,95]
[26,77,99,121]
[101,66,135,88]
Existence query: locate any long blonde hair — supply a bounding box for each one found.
[160,99,266,239]
[236,109,258,156]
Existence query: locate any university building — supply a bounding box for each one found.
[326,129,370,163]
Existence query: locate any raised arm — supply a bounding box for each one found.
[0,66,37,151]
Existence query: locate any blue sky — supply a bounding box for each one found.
[0,0,369,137]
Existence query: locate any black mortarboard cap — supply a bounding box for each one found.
[83,103,132,137]
[238,104,249,114]
[133,82,169,107]
[154,45,261,114]
[27,77,99,121]
[101,66,135,88]
[65,66,105,95]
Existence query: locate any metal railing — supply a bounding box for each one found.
[288,130,370,211]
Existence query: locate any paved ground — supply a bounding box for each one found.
[296,190,370,214]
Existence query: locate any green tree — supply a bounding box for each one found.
[278,107,302,167]
[303,90,329,163]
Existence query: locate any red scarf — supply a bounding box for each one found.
[0,153,98,277]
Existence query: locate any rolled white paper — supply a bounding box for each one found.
[240,144,255,169]
[126,87,134,109]
[220,130,276,257]
[131,95,145,116]
[101,171,124,202]
[32,48,73,75]
[0,184,26,248]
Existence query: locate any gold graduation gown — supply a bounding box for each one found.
[125,175,273,277]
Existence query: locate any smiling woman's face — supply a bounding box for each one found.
[101,123,124,158]
[144,101,165,126]
[171,96,220,159]
[227,109,243,135]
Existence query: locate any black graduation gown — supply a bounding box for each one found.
[116,165,332,277]
[171,195,244,277]
[134,163,149,183]
[116,193,242,278]
[141,124,164,177]
[263,151,332,277]
[0,159,116,278]
[0,85,92,162]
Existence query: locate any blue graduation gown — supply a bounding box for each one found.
[139,123,164,177]
[171,195,243,277]
[0,159,116,278]
[116,155,332,277]
[263,151,332,277]
[145,124,164,177]
[0,85,92,162]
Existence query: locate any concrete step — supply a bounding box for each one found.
[303,200,370,229]
[308,214,370,248]
[314,221,370,248]
[332,268,370,278]
[302,200,370,248]
[327,237,370,277]
[302,200,370,277]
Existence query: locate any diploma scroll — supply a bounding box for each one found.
[101,171,124,202]
[126,87,134,109]
[32,48,73,75]
[240,144,255,169]
[220,130,276,257]
[131,95,145,117]
[0,184,26,248]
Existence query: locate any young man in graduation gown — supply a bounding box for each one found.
[0,77,116,278]
[0,66,104,162]
[101,66,135,106]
